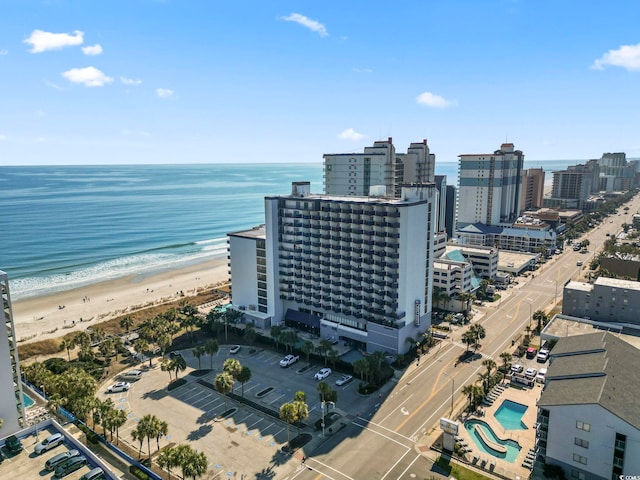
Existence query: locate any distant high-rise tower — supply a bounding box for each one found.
[0,270,26,433]
[456,143,524,229]
[445,185,457,239]
[323,138,435,197]
[520,168,545,212]
[434,175,447,233]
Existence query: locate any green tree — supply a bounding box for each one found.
[59,337,74,362]
[161,358,174,381]
[155,419,169,452]
[180,304,201,345]
[120,316,134,333]
[223,358,242,379]
[317,339,333,366]
[482,358,496,377]
[533,310,548,334]
[270,326,284,351]
[182,449,209,480]
[301,340,314,364]
[236,366,252,397]
[204,338,219,370]
[461,330,475,352]
[112,408,128,445]
[469,323,486,351]
[499,352,512,372]
[171,355,187,379]
[353,358,370,383]
[215,372,234,409]
[192,345,206,370]
[244,323,257,347]
[327,349,340,369]
[157,447,179,480]
[279,402,297,444]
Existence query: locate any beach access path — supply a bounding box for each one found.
[11,257,229,344]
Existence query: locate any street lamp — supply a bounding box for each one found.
[442,371,454,419]
[528,302,532,331]
[40,384,46,400]
[321,400,335,438]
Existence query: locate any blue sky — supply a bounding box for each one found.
[1,0,640,165]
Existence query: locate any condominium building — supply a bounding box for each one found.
[323,138,435,197]
[443,245,498,280]
[456,143,524,229]
[444,184,457,239]
[0,271,26,434]
[228,181,436,354]
[550,168,594,209]
[536,332,640,479]
[456,222,557,256]
[520,168,545,212]
[562,277,640,328]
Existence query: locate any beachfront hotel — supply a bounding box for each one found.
[0,270,26,434]
[323,138,435,197]
[228,181,436,354]
[456,143,524,229]
[536,332,640,479]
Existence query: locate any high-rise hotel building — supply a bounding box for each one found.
[456,143,524,229]
[228,182,436,354]
[0,270,26,433]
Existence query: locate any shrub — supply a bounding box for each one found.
[129,465,150,480]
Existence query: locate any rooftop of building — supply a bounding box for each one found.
[594,276,640,291]
[497,250,537,268]
[538,332,640,430]
[268,185,434,205]
[444,244,496,255]
[565,280,592,292]
[228,224,266,239]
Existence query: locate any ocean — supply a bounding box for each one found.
[0,160,579,300]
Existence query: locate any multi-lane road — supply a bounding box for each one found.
[284,194,639,480]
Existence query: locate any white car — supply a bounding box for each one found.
[34,433,64,454]
[279,354,299,367]
[510,364,524,374]
[537,349,550,362]
[335,374,353,386]
[525,367,537,378]
[107,382,131,393]
[229,345,241,354]
[536,368,547,383]
[314,368,332,380]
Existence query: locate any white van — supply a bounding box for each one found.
[122,370,143,380]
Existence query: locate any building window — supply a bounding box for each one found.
[570,470,585,480]
[576,421,590,432]
[572,453,587,465]
[574,437,589,448]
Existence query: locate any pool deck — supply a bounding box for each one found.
[455,380,540,478]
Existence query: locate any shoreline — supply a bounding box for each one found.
[11,256,229,344]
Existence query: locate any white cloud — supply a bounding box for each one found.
[281,13,328,37]
[44,79,64,90]
[123,129,152,138]
[338,128,366,141]
[0,49,7,55]
[24,29,84,53]
[416,91,455,108]
[156,88,173,98]
[120,76,142,85]
[591,43,640,71]
[62,66,113,87]
[82,44,103,56]
[0,134,7,141]
[352,67,373,74]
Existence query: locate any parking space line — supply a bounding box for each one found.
[268,393,285,405]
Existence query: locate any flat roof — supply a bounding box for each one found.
[565,280,592,292]
[228,225,266,239]
[497,250,536,269]
[595,276,640,291]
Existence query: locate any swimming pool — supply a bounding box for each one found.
[23,392,35,408]
[464,419,522,463]
[494,399,528,430]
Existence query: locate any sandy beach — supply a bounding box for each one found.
[11,257,229,344]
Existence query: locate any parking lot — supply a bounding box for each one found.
[98,345,365,478]
[0,426,106,480]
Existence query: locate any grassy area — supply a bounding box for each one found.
[435,455,493,480]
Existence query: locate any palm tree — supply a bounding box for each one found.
[477,372,491,395]
[499,352,512,372]
[161,358,173,382]
[131,424,145,458]
[292,399,309,434]
[192,346,206,370]
[236,366,252,397]
[533,310,547,334]
[215,372,234,409]
[155,420,169,452]
[270,326,284,350]
[469,323,486,351]
[157,333,172,355]
[318,339,333,366]
[279,402,297,444]
[223,358,242,379]
[462,384,476,410]
[317,381,331,402]
[137,414,160,461]
[244,323,257,347]
[353,358,369,383]
[482,358,497,377]
[301,340,314,364]
[461,331,475,352]
[59,338,74,362]
[112,408,127,445]
[157,447,179,480]
[120,316,134,333]
[171,356,187,379]
[204,339,219,370]
[182,449,209,480]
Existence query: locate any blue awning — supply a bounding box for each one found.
[285,309,321,328]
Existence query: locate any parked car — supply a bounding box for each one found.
[526,347,538,359]
[121,370,143,380]
[537,349,550,362]
[4,435,22,454]
[279,354,299,367]
[106,382,131,393]
[536,368,547,383]
[335,374,353,386]
[45,449,80,471]
[576,261,583,266]
[314,368,332,380]
[229,345,241,354]
[34,433,64,455]
[525,367,538,378]
[80,467,106,480]
[54,455,87,478]
[169,351,183,358]
[510,364,524,374]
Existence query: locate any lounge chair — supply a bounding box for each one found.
[472,454,479,464]
[480,458,488,467]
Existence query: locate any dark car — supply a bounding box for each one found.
[4,435,22,454]
[54,455,87,478]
